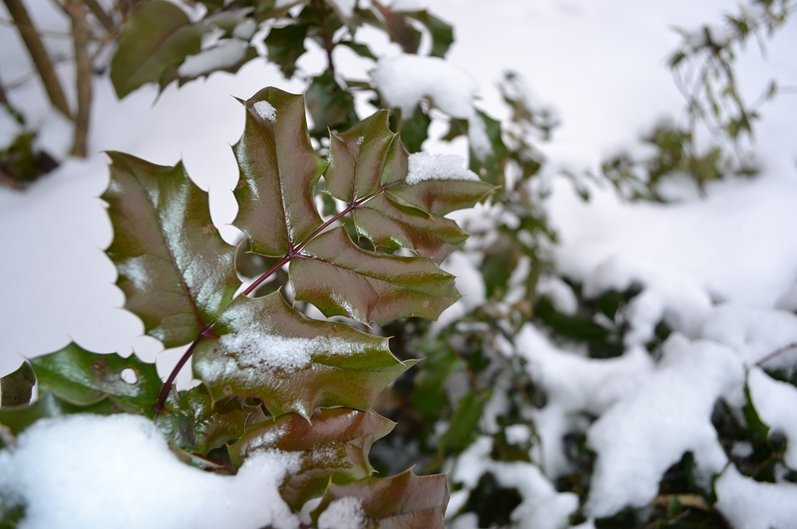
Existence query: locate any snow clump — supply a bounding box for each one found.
[406,153,479,184]
[0,414,300,529]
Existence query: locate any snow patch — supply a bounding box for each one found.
[406,153,479,184]
[253,100,277,123]
[219,331,352,371]
[0,414,300,529]
[715,466,797,529]
[317,497,366,529]
[747,368,797,469]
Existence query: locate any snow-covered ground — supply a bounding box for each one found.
[2,0,797,528]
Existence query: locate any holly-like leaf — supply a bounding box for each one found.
[230,408,394,509]
[388,178,494,216]
[110,0,205,98]
[193,292,411,417]
[28,343,161,417]
[291,227,459,325]
[0,392,114,436]
[156,385,258,454]
[104,152,238,347]
[0,362,35,407]
[306,72,359,137]
[312,470,449,529]
[233,87,326,257]
[404,10,454,58]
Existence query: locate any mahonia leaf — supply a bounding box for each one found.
[229,408,394,509]
[325,112,468,260]
[0,362,35,407]
[312,470,449,529]
[264,24,309,78]
[388,178,494,216]
[110,0,205,98]
[156,385,259,454]
[233,87,326,257]
[193,292,411,417]
[291,227,459,325]
[104,152,238,347]
[174,41,258,87]
[403,10,455,58]
[24,344,161,416]
[306,71,359,137]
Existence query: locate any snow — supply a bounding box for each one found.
[218,332,352,371]
[327,0,357,19]
[405,152,479,184]
[0,414,300,529]
[715,466,797,529]
[371,53,492,158]
[585,335,744,517]
[253,100,277,123]
[317,497,366,529]
[747,368,797,469]
[449,436,578,529]
[178,41,249,78]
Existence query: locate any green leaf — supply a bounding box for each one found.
[325,110,400,203]
[338,39,378,60]
[156,385,256,454]
[104,152,239,347]
[398,106,432,153]
[353,194,468,261]
[291,227,459,325]
[372,3,421,54]
[264,24,309,78]
[439,391,483,453]
[230,408,394,509]
[468,110,508,187]
[305,71,359,137]
[110,0,205,98]
[0,362,35,407]
[175,42,258,86]
[193,292,411,417]
[28,343,161,416]
[233,87,326,257]
[312,470,449,529]
[388,178,494,216]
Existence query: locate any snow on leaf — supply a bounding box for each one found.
[230,408,395,509]
[193,293,410,417]
[312,470,449,529]
[104,152,238,348]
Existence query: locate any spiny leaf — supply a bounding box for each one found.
[110,0,205,98]
[233,87,326,257]
[306,71,359,137]
[230,408,395,509]
[104,152,238,347]
[325,110,401,203]
[264,23,309,78]
[403,10,454,58]
[353,194,467,262]
[156,385,259,454]
[193,292,410,417]
[28,343,161,417]
[291,227,459,325]
[312,470,449,529]
[388,178,494,216]
[0,362,35,407]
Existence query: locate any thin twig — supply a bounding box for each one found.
[2,0,72,119]
[755,341,797,367]
[65,0,91,157]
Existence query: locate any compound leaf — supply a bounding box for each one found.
[105,152,238,347]
[193,292,410,417]
[312,470,449,529]
[230,408,394,509]
[110,0,205,97]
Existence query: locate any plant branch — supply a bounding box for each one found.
[84,0,116,33]
[156,182,401,411]
[755,341,797,367]
[2,0,72,119]
[66,0,91,157]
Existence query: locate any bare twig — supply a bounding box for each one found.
[65,0,92,157]
[2,0,72,119]
[755,341,797,367]
[84,0,116,33]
